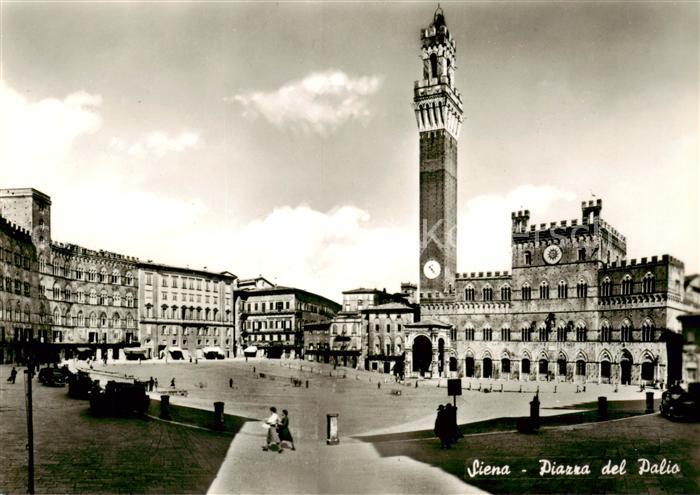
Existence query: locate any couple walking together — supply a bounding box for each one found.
[263,407,295,453]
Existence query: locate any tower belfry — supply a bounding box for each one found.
[415,7,463,294]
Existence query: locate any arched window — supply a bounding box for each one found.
[125,272,134,286]
[77,311,84,327]
[556,324,567,342]
[112,313,121,328]
[65,286,72,302]
[99,290,107,305]
[483,285,493,301]
[89,313,97,328]
[53,284,60,300]
[99,267,107,282]
[465,325,475,341]
[601,277,612,297]
[482,326,492,341]
[558,280,568,299]
[600,321,612,342]
[500,326,511,342]
[100,313,107,327]
[465,285,475,302]
[501,285,511,301]
[642,273,655,294]
[111,269,120,284]
[53,307,60,325]
[576,279,588,298]
[524,251,532,265]
[89,289,97,305]
[621,274,633,295]
[578,248,586,261]
[521,325,532,342]
[113,292,121,306]
[642,319,654,342]
[429,53,438,79]
[621,320,633,342]
[126,314,133,328]
[539,281,549,299]
[521,283,532,301]
[575,322,587,342]
[125,293,134,308]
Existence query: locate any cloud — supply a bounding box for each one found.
[0,82,102,185]
[109,131,200,158]
[228,70,383,136]
[458,184,577,271]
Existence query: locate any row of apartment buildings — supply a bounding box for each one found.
[0,188,340,364]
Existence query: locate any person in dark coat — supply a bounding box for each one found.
[434,405,449,449]
[7,367,17,384]
[277,409,296,451]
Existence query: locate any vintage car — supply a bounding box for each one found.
[67,371,97,400]
[90,380,149,417]
[660,383,700,421]
[38,367,67,387]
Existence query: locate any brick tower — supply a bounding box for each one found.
[414,7,463,294]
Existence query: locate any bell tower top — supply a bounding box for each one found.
[414,7,463,139]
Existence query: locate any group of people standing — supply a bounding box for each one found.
[263,407,295,453]
[434,403,462,449]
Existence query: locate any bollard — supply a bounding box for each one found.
[160,395,171,420]
[553,385,557,393]
[645,391,654,414]
[326,413,339,445]
[415,381,418,388]
[530,393,540,430]
[598,396,608,420]
[213,401,225,430]
[305,380,309,388]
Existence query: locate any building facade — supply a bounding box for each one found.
[138,262,236,360]
[236,286,340,359]
[0,188,141,362]
[0,214,44,364]
[407,11,697,385]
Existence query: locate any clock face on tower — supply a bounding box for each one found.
[543,244,563,265]
[423,259,442,279]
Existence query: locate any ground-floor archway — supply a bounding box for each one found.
[641,360,655,381]
[621,356,633,385]
[465,357,475,377]
[411,335,432,376]
[483,357,493,378]
[600,360,611,382]
[501,358,511,374]
[449,356,457,372]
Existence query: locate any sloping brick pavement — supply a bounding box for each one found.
[0,366,233,494]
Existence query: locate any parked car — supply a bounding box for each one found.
[68,371,97,400]
[38,367,67,387]
[660,383,700,421]
[90,380,149,417]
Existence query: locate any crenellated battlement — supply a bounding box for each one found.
[51,241,140,263]
[0,214,33,242]
[456,270,511,280]
[605,254,683,269]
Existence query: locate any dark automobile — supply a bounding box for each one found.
[68,371,97,400]
[90,380,149,417]
[38,367,67,387]
[660,383,700,421]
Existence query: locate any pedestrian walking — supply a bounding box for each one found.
[154,378,159,389]
[229,378,233,388]
[7,366,17,384]
[377,381,381,390]
[148,376,154,392]
[262,407,281,452]
[277,409,296,451]
[170,377,176,388]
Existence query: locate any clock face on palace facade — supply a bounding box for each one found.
[543,244,563,265]
[423,259,442,279]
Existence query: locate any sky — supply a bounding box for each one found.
[1,1,698,302]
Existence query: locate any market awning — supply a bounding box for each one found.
[244,346,258,353]
[334,336,351,342]
[124,348,148,354]
[76,347,92,352]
